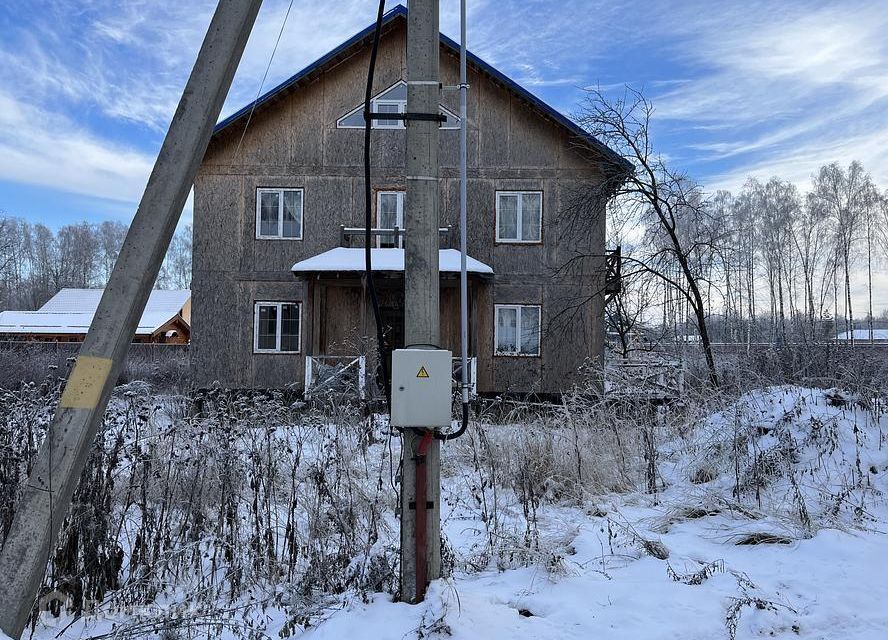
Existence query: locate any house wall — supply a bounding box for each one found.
[192,20,607,393]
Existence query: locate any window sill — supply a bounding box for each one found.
[253,349,301,355]
[494,352,541,358]
[255,236,303,241]
[494,240,543,245]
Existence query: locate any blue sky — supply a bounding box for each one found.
[1,0,887,229]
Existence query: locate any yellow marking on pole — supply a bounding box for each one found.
[416,366,430,378]
[59,356,113,409]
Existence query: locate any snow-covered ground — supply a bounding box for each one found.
[24,386,888,640]
[308,387,888,640]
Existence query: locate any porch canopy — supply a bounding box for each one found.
[291,248,493,277]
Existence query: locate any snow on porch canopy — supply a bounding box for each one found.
[291,248,493,276]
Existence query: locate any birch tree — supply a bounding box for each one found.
[809,162,878,344]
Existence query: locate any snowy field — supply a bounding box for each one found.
[8,386,888,640]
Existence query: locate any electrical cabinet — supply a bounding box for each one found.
[390,348,453,427]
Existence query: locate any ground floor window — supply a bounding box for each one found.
[494,304,541,356]
[254,302,301,353]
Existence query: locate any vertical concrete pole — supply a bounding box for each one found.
[401,0,441,603]
[0,2,263,637]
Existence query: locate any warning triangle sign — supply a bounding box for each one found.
[416,366,430,378]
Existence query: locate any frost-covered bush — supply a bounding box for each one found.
[0,385,402,635]
[679,386,887,535]
[0,342,189,392]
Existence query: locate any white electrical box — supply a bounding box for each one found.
[391,348,453,427]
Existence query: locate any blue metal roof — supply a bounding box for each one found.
[214,4,630,172]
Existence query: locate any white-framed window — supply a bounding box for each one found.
[256,188,303,239]
[372,99,405,129]
[495,191,543,243]
[377,190,405,247]
[253,302,301,353]
[336,80,460,130]
[494,304,541,356]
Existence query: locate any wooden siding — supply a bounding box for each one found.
[192,20,607,393]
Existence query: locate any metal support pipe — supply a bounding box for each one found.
[0,2,263,636]
[458,0,469,408]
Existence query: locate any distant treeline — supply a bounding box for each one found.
[0,216,191,311]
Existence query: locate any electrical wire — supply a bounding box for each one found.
[364,0,391,411]
[234,0,295,157]
[362,1,466,441]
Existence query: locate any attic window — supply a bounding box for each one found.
[337,80,460,130]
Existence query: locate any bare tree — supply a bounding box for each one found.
[157,225,192,289]
[98,221,129,283]
[809,162,878,344]
[605,242,667,359]
[574,86,721,386]
[746,178,801,345]
[792,191,832,341]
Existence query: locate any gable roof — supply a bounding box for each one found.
[213,4,630,173]
[39,288,190,317]
[0,289,191,337]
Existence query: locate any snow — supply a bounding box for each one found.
[38,288,190,317]
[291,248,494,274]
[25,386,888,639]
[306,387,888,640]
[0,288,190,335]
[302,514,888,640]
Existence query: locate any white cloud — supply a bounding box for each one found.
[0,91,153,203]
[645,1,888,191]
[0,0,372,204]
[2,0,887,214]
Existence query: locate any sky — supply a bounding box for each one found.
[1,0,887,230]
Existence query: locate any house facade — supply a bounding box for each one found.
[191,5,626,395]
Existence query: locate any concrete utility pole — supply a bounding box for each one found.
[0,2,262,637]
[400,0,441,603]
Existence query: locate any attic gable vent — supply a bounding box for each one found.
[336,80,460,130]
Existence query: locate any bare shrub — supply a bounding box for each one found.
[1,385,400,633]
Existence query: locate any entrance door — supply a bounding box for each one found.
[375,289,404,392]
[378,287,405,349]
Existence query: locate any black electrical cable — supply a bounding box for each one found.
[364,0,390,411]
[362,2,467,441]
[437,402,468,441]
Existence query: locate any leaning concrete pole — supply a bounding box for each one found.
[400,0,441,603]
[0,2,262,636]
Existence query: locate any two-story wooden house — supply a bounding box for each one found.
[191,4,628,395]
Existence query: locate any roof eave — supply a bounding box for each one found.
[214,5,408,136]
[211,4,629,173]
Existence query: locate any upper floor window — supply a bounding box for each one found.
[494,304,541,356]
[496,191,542,243]
[254,301,301,353]
[377,191,405,248]
[336,80,460,130]
[256,188,303,240]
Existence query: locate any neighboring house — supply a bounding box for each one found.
[192,4,628,394]
[834,329,888,343]
[0,289,191,344]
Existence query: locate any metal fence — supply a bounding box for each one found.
[303,354,477,400]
